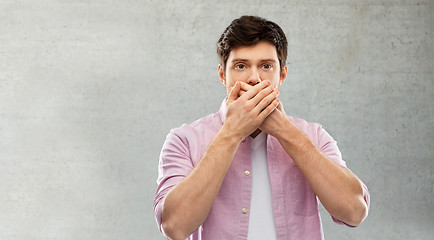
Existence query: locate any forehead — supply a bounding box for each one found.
[227,41,279,63]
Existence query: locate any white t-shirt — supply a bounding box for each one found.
[247,132,277,240]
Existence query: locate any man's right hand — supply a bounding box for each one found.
[223,80,279,141]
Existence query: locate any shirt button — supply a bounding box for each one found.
[244,170,250,176]
[242,208,248,214]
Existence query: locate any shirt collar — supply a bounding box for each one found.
[249,131,267,150]
[218,98,228,124]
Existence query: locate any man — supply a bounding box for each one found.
[154,16,369,240]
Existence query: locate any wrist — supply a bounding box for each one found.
[272,117,296,140]
[219,125,244,144]
[276,120,311,150]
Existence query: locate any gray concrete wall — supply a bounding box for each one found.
[1,0,432,239]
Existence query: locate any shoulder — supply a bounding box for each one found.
[171,112,222,137]
[165,111,223,151]
[288,115,338,147]
[162,112,223,165]
[289,115,345,165]
[289,116,323,136]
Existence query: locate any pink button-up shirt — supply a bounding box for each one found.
[154,100,370,240]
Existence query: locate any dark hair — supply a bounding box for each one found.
[217,15,288,74]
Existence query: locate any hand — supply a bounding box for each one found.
[259,101,289,137]
[239,82,289,137]
[223,81,279,141]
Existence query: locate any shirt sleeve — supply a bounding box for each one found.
[316,125,371,227]
[153,128,194,232]
[316,125,346,168]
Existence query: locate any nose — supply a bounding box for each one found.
[247,68,261,86]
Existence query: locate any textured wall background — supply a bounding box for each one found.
[1,0,433,239]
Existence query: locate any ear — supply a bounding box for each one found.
[279,65,287,85]
[218,64,226,86]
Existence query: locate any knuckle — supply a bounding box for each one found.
[266,94,274,102]
[257,92,265,99]
[244,102,252,111]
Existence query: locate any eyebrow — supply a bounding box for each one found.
[231,58,278,63]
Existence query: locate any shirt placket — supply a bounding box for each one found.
[236,138,252,239]
[267,136,287,240]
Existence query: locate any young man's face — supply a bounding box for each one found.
[218,41,287,97]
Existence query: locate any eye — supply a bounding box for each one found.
[235,64,246,70]
[262,64,272,70]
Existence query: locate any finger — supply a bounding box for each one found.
[254,89,278,114]
[277,101,283,111]
[227,82,241,103]
[250,84,277,107]
[258,98,280,120]
[239,89,247,96]
[239,81,253,92]
[240,80,271,100]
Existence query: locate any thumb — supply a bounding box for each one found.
[277,101,285,113]
[228,82,240,103]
